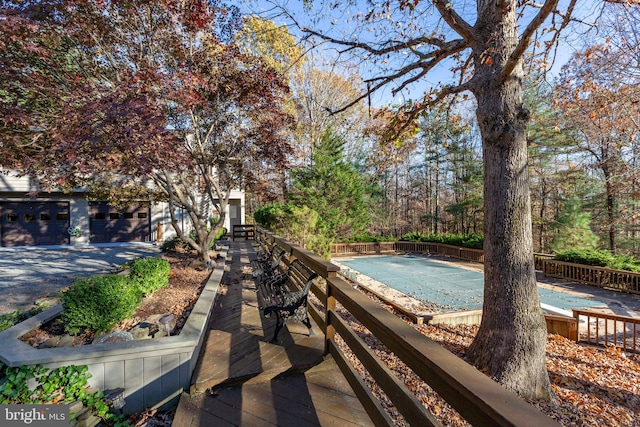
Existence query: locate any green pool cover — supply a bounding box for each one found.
[338,255,603,312]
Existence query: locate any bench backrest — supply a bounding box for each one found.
[287,259,318,293]
[270,246,287,269]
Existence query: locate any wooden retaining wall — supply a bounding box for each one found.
[0,247,228,413]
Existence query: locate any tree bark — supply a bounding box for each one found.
[466,1,554,401]
[468,79,552,399]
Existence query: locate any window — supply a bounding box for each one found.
[124,212,134,219]
[7,213,18,222]
[138,212,148,219]
[40,213,51,221]
[24,214,35,222]
[109,213,120,220]
[94,213,106,220]
[56,212,69,221]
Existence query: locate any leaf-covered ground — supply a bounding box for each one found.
[338,294,640,427]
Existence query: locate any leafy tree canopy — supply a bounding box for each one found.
[0,0,293,264]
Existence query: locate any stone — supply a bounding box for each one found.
[95,331,133,344]
[68,400,84,415]
[58,334,75,347]
[130,321,155,340]
[40,336,61,348]
[144,313,176,337]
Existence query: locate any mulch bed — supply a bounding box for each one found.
[20,251,212,347]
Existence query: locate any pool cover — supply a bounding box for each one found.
[338,255,603,312]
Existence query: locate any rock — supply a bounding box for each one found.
[40,336,62,348]
[95,331,133,344]
[68,400,84,415]
[130,321,155,340]
[58,334,75,347]
[76,408,100,427]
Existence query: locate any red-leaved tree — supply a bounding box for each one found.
[0,0,293,265]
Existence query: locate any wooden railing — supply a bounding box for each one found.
[543,259,640,295]
[573,309,640,353]
[534,252,554,270]
[256,227,558,426]
[331,241,396,256]
[332,241,485,263]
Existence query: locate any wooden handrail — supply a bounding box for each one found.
[255,227,558,426]
[573,308,640,353]
[544,259,640,294]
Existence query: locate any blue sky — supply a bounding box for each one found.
[241,0,605,108]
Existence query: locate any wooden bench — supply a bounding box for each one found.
[256,259,319,343]
[251,245,286,283]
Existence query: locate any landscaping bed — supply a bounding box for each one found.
[19,251,212,348]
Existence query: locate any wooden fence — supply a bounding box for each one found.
[332,242,640,297]
[332,241,485,263]
[543,259,640,295]
[573,309,640,353]
[257,227,558,426]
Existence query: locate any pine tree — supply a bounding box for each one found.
[290,129,370,241]
[549,197,600,253]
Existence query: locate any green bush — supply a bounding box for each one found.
[160,236,191,252]
[254,203,286,229]
[555,248,640,272]
[399,232,484,249]
[61,275,142,335]
[555,248,614,267]
[214,227,227,241]
[161,227,226,253]
[129,257,170,296]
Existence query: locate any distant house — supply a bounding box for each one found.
[0,170,244,247]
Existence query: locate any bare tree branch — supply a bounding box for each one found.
[503,0,560,79]
[432,0,476,41]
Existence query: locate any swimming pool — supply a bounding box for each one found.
[336,255,604,313]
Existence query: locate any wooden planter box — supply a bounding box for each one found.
[0,247,227,413]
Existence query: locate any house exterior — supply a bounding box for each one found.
[0,171,245,247]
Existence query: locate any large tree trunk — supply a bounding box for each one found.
[466,1,553,401]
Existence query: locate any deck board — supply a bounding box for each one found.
[173,240,373,427]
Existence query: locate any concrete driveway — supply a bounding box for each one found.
[0,243,161,314]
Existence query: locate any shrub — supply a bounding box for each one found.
[214,227,227,241]
[342,232,394,243]
[160,236,191,252]
[61,275,141,335]
[555,248,614,267]
[555,248,640,272]
[163,226,227,252]
[399,232,484,249]
[129,257,170,296]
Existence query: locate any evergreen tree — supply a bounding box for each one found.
[549,197,600,253]
[289,129,370,241]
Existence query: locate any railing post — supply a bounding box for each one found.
[325,276,337,356]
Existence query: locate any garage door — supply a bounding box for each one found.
[89,202,151,243]
[1,202,70,247]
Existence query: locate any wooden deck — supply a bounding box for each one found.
[172,241,373,427]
